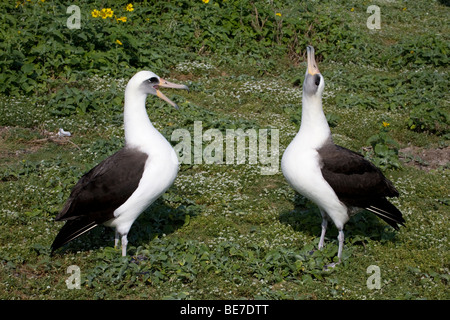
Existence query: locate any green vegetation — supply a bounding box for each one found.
[0,0,448,300]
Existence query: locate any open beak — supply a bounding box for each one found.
[155,78,189,109]
[306,45,320,76]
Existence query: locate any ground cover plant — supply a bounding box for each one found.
[0,0,449,300]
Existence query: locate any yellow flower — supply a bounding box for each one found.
[99,8,108,19]
[116,16,127,23]
[410,50,414,54]
[275,12,281,17]
[91,9,100,18]
[351,8,354,12]
[382,121,390,128]
[100,8,114,19]
[202,0,209,3]
[403,7,407,11]
[15,0,28,7]
[105,8,114,18]
[116,40,123,45]
[126,3,134,12]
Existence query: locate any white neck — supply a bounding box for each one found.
[123,88,167,153]
[296,94,331,149]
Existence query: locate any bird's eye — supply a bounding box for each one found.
[314,75,321,86]
[148,77,159,83]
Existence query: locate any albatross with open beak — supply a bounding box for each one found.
[51,71,188,256]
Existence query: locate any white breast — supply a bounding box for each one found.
[281,137,349,229]
[107,136,179,235]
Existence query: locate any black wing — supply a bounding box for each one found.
[318,142,405,229]
[51,147,148,252]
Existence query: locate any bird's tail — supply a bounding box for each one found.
[366,198,406,230]
[51,218,98,254]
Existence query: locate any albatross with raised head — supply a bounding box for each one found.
[281,46,405,266]
[51,71,188,256]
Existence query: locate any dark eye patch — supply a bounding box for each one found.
[148,77,159,84]
[314,75,321,86]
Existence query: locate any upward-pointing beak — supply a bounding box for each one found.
[155,78,189,109]
[307,46,320,76]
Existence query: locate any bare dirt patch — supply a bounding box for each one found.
[0,126,78,161]
[400,145,450,171]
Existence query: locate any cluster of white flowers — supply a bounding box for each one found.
[175,168,249,217]
[176,61,215,73]
[236,79,303,105]
[86,74,128,92]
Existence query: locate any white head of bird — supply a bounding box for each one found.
[298,46,330,149]
[123,71,188,150]
[303,46,325,101]
[125,70,189,109]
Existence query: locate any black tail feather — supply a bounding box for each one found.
[366,198,405,230]
[51,218,98,254]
